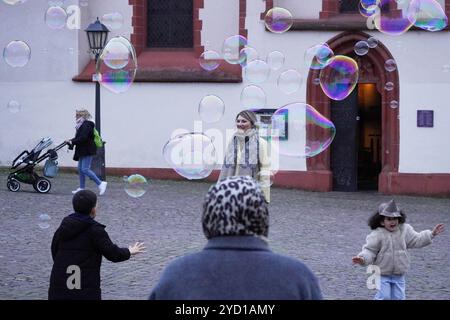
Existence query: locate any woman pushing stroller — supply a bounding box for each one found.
[66,109,107,195]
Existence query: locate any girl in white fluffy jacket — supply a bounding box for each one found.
[352,199,444,300]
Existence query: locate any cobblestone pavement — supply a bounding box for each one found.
[0,171,449,300]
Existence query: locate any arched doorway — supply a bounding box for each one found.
[306,31,399,193]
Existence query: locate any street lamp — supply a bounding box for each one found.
[85,17,109,181]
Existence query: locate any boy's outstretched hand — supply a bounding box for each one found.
[352,256,364,265]
[432,223,444,237]
[129,242,146,255]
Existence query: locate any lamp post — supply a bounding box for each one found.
[85,18,109,181]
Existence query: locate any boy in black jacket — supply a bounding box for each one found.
[49,190,145,300]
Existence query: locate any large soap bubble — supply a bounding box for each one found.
[319,55,359,101]
[272,102,336,158]
[162,133,217,180]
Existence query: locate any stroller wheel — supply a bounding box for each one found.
[34,177,51,194]
[7,179,21,192]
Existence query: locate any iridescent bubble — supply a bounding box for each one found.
[319,55,359,101]
[278,69,302,94]
[313,78,321,85]
[7,100,21,113]
[374,0,418,36]
[384,82,394,91]
[408,0,448,31]
[101,12,123,30]
[244,59,270,83]
[199,50,221,71]
[361,0,379,8]
[79,0,88,7]
[442,64,450,73]
[359,1,379,18]
[304,44,334,70]
[385,59,397,72]
[272,102,336,158]
[257,170,274,188]
[240,85,266,109]
[124,174,148,198]
[267,51,285,70]
[367,37,379,48]
[3,40,31,68]
[97,37,137,94]
[239,46,258,67]
[264,7,293,33]
[162,133,217,180]
[45,6,67,29]
[390,100,399,109]
[354,41,369,56]
[38,214,51,229]
[198,95,225,123]
[2,0,27,5]
[100,40,130,70]
[222,35,247,65]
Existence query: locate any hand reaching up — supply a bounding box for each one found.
[352,256,365,265]
[129,242,146,255]
[432,224,444,237]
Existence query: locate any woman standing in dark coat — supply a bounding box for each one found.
[48,190,145,300]
[66,109,107,195]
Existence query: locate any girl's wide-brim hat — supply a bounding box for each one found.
[378,199,402,217]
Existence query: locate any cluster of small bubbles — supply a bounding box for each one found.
[264,7,293,33]
[267,51,285,70]
[199,50,221,71]
[240,85,266,109]
[123,174,148,198]
[354,41,369,56]
[198,95,225,123]
[3,40,31,67]
[278,69,302,95]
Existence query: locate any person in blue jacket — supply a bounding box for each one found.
[149,176,323,300]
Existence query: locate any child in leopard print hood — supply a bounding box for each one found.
[352,199,444,300]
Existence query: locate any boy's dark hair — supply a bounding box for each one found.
[368,211,407,230]
[72,190,97,215]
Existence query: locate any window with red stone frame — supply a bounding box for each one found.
[74,0,246,83]
[126,0,244,82]
[261,0,450,31]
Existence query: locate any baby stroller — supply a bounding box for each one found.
[6,137,68,193]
